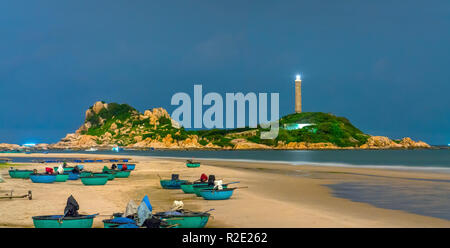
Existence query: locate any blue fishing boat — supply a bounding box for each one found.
[103,217,137,228]
[30,174,57,183]
[199,188,235,200]
[68,172,80,180]
[160,179,188,189]
[117,164,136,170]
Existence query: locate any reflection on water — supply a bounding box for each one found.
[328,181,450,220]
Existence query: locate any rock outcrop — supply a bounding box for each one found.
[359,136,430,149]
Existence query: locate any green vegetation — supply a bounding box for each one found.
[276,112,369,147]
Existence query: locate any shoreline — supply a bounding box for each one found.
[2,151,450,174]
[1,153,450,227]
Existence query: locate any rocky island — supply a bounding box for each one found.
[26,101,428,150]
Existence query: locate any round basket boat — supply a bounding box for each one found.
[154,212,210,228]
[80,176,108,186]
[93,172,115,180]
[193,184,228,197]
[186,163,200,168]
[32,215,96,228]
[30,174,57,183]
[80,171,93,177]
[160,179,188,189]
[8,169,34,179]
[67,172,80,180]
[53,167,75,173]
[199,188,235,200]
[103,217,136,228]
[117,164,136,170]
[55,173,70,182]
[180,182,208,194]
[114,170,131,178]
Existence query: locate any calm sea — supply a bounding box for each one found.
[11,149,450,170]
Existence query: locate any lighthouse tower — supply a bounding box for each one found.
[295,75,302,113]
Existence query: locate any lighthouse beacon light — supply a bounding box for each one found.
[296,74,301,81]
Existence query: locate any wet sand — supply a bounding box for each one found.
[1,153,450,227]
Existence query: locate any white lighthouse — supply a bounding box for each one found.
[295,75,302,113]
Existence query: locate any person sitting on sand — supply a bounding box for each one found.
[111,164,117,170]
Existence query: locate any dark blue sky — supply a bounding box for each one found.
[0,1,449,145]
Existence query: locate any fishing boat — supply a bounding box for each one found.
[80,175,108,186]
[102,217,137,228]
[55,173,70,182]
[67,172,80,180]
[160,179,188,189]
[8,169,34,179]
[80,171,93,177]
[199,188,236,200]
[193,184,228,197]
[186,160,200,168]
[154,211,211,228]
[53,166,75,173]
[29,174,57,183]
[32,215,97,228]
[85,148,98,152]
[114,170,131,178]
[93,172,115,180]
[180,182,208,194]
[117,164,136,170]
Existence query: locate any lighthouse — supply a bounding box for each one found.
[295,75,302,113]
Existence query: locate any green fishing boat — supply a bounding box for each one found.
[8,169,34,179]
[180,182,208,194]
[80,176,108,186]
[154,212,210,228]
[114,170,131,178]
[186,163,200,168]
[193,184,228,197]
[32,215,96,228]
[53,167,75,173]
[93,172,115,180]
[55,174,69,182]
[186,160,200,168]
[80,171,93,177]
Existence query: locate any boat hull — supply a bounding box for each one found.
[186,163,200,168]
[160,179,188,189]
[93,172,115,180]
[68,172,80,180]
[53,167,75,173]
[155,213,210,228]
[8,170,34,179]
[30,174,56,183]
[114,170,131,178]
[80,176,108,186]
[55,174,69,182]
[117,164,136,170]
[199,189,235,200]
[193,185,228,197]
[32,215,95,228]
[181,183,208,194]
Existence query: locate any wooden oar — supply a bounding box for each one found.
[58,210,68,224]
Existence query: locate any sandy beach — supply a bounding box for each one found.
[1,153,449,228]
